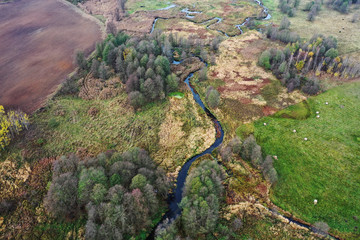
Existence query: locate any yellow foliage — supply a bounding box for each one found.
[296,61,305,71]
[316,70,321,76]
[308,52,314,57]
[0,105,29,150]
[315,37,323,46]
[335,56,341,63]
[327,66,334,74]
[123,48,131,60]
[334,72,340,77]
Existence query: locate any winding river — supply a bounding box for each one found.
[148,2,340,240]
[147,63,339,240]
[146,60,224,239]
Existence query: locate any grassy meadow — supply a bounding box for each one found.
[253,82,360,237]
[1,88,214,172]
[126,0,175,13]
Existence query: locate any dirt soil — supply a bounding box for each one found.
[0,0,102,113]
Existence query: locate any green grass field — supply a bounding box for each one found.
[253,82,360,236]
[262,0,360,57]
[32,93,167,157]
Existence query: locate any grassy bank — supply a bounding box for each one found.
[253,82,360,236]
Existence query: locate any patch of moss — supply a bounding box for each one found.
[169,92,185,99]
[236,123,255,139]
[273,101,310,120]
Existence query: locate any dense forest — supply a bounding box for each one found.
[45,148,169,239]
[70,31,218,109]
[260,26,360,94]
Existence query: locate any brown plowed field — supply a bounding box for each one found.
[0,0,102,113]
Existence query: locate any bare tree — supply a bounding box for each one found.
[117,0,126,13]
[106,21,117,35]
[115,8,121,21]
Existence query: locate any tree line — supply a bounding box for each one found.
[220,135,278,185]
[261,26,360,95]
[44,148,170,239]
[278,0,301,17]
[304,0,322,21]
[0,105,29,150]
[327,0,358,13]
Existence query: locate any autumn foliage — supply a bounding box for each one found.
[0,105,29,150]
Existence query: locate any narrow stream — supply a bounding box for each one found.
[146,60,224,239]
[150,0,271,36]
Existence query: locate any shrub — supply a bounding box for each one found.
[129,91,145,109]
[280,16,291,30]
[57,76,79,96]
[48,118,60,129]
[241,135,257,161]
[198,67,208,81]
[251,144,263,167]
[302,78,320,95]
[312,222,330,236]
[75,51,87,71]
[206,87,220,109]
[44,172,78,220]
[264,167,278,184]
[259,50,271,69]
[325,48,338,58]
[130,174,148,190]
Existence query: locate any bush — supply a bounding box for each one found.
[44,172,78,220]
[264,167,278,184]
[241,135,257,161]
[129,91,145,109]
[302,78,320,95]
[206,86,220,108]
[236,123,255,139]
[48,118,60,129]
[259,50,271,69]
[75,51,87,71]
[130,174,148,190]
[280,16,291,30]
[312,222,330,236]
[251,144,263,167]
[325,48,338,58]
[198,67,208,81]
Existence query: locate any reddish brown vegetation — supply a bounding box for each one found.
[0,0,102,113]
